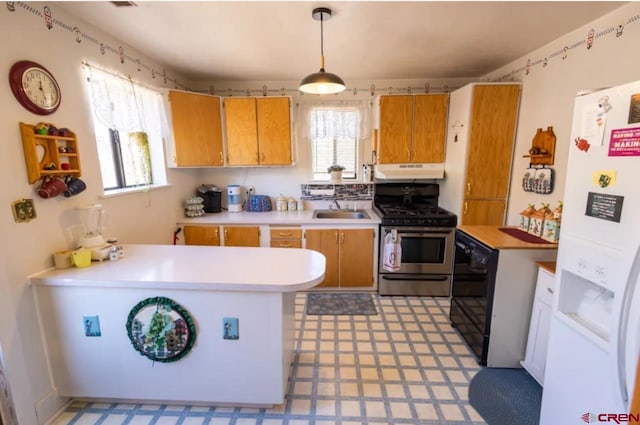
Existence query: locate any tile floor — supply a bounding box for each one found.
[52,294,486,425]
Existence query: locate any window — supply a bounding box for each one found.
[84,64,167,192]
[309,106,359,181]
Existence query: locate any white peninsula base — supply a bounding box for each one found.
[31,245,325,406]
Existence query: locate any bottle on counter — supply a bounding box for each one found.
[288,197,297,212]
[297,199,304,211]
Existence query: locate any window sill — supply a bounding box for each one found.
[100,183,172,199]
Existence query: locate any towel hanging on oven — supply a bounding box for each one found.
[382,230,402,272]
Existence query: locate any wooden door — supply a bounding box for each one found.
[183,225,220,246]
[169,90,223,166]
[465,85,520,198]
[461,199,507,225]
[378,95,412,164]
[305,229,339,287]
[412,94,448,163]
[223,226,260,247]
[257,98,292,165]
[339,229,374,287]
[224,98,259,165]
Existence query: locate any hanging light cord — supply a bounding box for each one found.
[319,12,325,70]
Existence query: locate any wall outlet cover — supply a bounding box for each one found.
[83,315,101,337]
[223,317,239,340]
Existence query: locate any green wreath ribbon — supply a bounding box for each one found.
[126,296,197,363]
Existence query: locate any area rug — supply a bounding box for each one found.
[305,293,377,315]
[469,368,542,425]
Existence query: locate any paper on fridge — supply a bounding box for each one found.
[382,229,402,272]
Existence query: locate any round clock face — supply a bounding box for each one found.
[9,60,61,115]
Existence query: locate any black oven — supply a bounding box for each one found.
[449,229,498,365]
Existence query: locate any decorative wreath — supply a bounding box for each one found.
[126,296,197,363]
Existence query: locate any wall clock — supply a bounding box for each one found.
[9,60,61,115]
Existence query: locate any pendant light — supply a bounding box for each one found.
[299,7,345,95]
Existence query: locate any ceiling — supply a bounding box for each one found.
[59,1,625,83]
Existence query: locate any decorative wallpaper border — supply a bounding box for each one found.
[6,1,188,90]
[490,9,640,82]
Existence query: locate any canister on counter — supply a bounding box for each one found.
[288,198,297,212]
[277,195,287,211]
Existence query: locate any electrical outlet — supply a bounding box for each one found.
[11,198,36,223]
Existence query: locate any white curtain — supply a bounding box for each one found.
[83,63,166,189]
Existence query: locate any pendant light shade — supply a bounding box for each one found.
[299,7,345,95]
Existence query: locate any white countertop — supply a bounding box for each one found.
[30,244,326,292]
[178,208,381,225]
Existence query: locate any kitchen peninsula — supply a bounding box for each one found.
[30,244,325,406]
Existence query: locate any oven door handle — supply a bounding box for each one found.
[381,275,449,282]
[396,231,453,238]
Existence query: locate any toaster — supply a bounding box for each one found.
[196,184,222,213]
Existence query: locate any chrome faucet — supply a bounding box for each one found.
[331,198,342,210]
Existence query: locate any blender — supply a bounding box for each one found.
[76,204,113,260]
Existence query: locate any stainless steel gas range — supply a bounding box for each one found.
[373,183,458,296]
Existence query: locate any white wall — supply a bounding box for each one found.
[483,2,640,224]
[1,2,638,425]
[0,3,199,424]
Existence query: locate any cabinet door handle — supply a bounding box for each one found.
[341,232,345,243]
[466,182,471,195]
[463,202,468,214]
[214,228,219,237]
[278,232,292,237]
[219,151,224,164]
[278,242,292,248]
[224,229,228,240]
[335,231,339,242]
[547,287,554,294]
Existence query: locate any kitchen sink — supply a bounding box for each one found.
[313,209,371,219]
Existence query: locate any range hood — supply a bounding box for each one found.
[374,163,445,180]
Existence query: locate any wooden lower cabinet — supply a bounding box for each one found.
[184,225,220,246]
[305,228,374,288]
[461,199,506,225]
[183,225,259,247]
[223,226,260,247]
[269,227,302,248]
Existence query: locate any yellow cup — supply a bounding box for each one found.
[71,248,91,268]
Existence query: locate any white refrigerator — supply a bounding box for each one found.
[541,80,640,423]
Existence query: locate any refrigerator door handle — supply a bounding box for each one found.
[617,245,640,409]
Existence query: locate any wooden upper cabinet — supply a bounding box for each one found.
[224,97,259,165]
[378,94,448,164]
[412,94,448,163]
[465,85,521,199]
[378,95,412,164]
[224,97,292,166]
[257,97,292,165]
[169,90,223,166]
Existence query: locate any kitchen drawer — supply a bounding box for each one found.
[270,228,302,239]
[534,267,556,306]
[270,240,303,249]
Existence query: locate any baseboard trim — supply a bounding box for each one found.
[35,389,69,425]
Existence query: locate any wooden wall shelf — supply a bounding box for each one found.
[523,126,556,166]
[20,122,82,184]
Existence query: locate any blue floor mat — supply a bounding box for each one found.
[469,368,542,425]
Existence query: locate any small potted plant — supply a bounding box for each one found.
[327,164,345,183]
